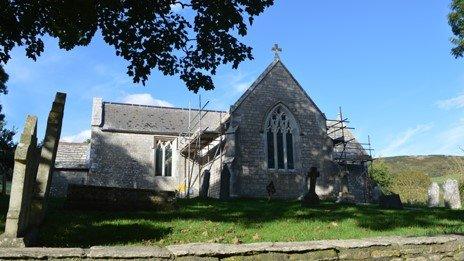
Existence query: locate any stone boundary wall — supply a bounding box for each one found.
[0,235,463,260]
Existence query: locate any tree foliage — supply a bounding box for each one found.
[0,0,274,92]
[368,160,393,193]
[0,63,15,184]
[390,171,431,205]
[449,0,464,58]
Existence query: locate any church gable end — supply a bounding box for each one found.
[232,59,327,136]
[232,59,326,124]
[231,59,334,199]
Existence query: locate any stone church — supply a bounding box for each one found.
[53,57,372,202]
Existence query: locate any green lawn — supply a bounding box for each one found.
[1,196,464,247]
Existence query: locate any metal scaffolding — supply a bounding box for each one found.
[327,107,373,165]
[327,107,374,203]
[177,95,228,197]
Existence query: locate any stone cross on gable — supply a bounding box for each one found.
[272,43,282,59]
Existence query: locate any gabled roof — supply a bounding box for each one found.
[101,102,227,135]
[54,142,90,170]
[230,58,326,119]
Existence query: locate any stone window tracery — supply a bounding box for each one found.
[154,140,173,177]
[265,105,297,170]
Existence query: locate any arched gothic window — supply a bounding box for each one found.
[154,140,173,177]
[265,105,297,170]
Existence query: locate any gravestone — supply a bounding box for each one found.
[266,181,276,201]
[372,185,382,203]
[30,92,66,226]
[199,170,210,199]
[336,171,356,203]
[301,167,320,206]
[443,179,461,210]
[427,182,440,208]
[0,116,38,247]
[0,92,67,247]
[379,193,403,210]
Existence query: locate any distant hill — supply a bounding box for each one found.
[377,155,464,183]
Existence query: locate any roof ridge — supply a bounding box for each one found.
[230,58,326,119]
[276,60,326,119]
[230,58,280,112]
[103,101,228,114]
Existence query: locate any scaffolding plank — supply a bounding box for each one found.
[180,130,221,156]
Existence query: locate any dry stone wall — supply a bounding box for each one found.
[0,235,462,260]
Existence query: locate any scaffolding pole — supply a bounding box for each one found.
[327,107,374,166]
[178,93,229,198]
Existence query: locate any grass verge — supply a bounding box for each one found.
[1,196,464,247]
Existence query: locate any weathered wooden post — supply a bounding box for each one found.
[30,92,66,226]
[0,116,38,247]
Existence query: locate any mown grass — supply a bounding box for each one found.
[1,196,464,247]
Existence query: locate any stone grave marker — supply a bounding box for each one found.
[30,92,66,225]
[379,193,403,209]
[443,179,461,210]
[372,185,382,203]
[336,171,356,203]
[0,116,38,247]
[266,180,276,201]
[301,167,320,206]
[427,182,440,208]
[1,92,67,247]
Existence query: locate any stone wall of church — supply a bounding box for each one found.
[50,170,88,198]
[231,61,339,199]
[88,127,178,191]
[202,155,224,199]
[345,163,371,202]
[177,154,201,197]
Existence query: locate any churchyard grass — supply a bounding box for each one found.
[1,196,464,247]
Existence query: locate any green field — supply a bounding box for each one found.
[1,196,464,247]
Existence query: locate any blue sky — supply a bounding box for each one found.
[2,1,464,157]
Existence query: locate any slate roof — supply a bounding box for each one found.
[54,142,90,170]
[327,120,371,162]
[101,102,228,135]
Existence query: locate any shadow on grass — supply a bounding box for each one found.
[1,196,464,247]
[171,198,464,232]
[40,221,172,247]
